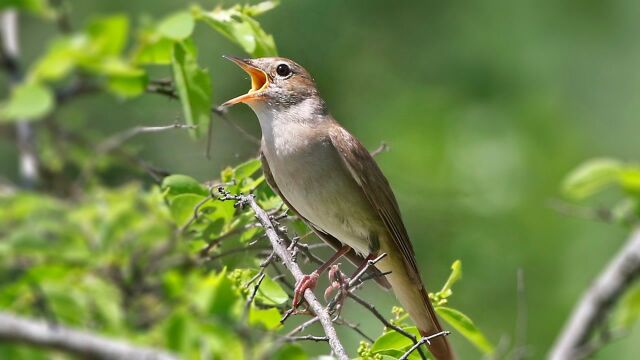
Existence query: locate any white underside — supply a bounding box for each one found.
[250,101,378,255]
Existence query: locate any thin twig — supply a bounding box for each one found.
[399,331,451,360]
[284,335,329,342]
[147,80,261,145]
[242,272,266,322]
[348,253,387,289]
[348,293,427,360]
[334,317,374,343]
[97,123,196,153]
[213,105,261,145]
[370,142,390,157]
[550,227,640,360]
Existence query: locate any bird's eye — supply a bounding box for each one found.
[276,63,291,77]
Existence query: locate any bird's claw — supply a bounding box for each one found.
[292,271,319,307]
[324,265,349,311]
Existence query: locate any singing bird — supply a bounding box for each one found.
[223,56,454,359]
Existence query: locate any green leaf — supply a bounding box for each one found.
[614,284,640,328]
[171,40,212,138]
[242,1,280,17]
[248,306,282,330]
[436,306,494,354]
[162,174,209,197]
[0,0,54,17]
[439,260,462,298]
[132,34,174,65]
[255,274,288,306]
[620,167,640,198]
[158,11,195,40]
[193,4,278,57]
[234,158,262,180]
[98,59,148,97]
[168,193,206,227]
[207,270,240,318]
[371,326,420,353]
[164,309,192,352]
[273,344,308,360]
[85,15,129,57]
[562,158,622,200]
[0,83,54,121]
[29,37,78,81]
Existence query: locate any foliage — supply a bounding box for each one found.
[0,1,492,359]
[563,158,640,225]
[562,158,640,336]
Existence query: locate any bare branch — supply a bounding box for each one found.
[370,142,390,157]
[285,335,329,342]
[550,227,640,360]
[97,123,196,153]
[0,312,177,360]
[219,190,349,360]
[213,105,261,145]
[146,80,261,146]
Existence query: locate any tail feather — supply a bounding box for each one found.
[377,254,455,360]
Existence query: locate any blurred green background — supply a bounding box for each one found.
[2,0,640,358]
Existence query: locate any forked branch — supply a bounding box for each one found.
[219,190,349,360]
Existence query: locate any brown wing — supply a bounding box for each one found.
[328,127,422,284]
[260,151,391,289]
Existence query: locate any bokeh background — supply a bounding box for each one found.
[2,0,640,358]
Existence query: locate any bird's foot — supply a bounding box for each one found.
[292,271,319,307]
[324,264,350,312]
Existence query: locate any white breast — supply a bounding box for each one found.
[250,101,378,255]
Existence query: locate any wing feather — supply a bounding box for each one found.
[260,150,392,289]
[328,127,422,283]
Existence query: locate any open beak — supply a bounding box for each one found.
[222,55,269,107]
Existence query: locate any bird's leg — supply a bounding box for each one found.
[292,245,351,307]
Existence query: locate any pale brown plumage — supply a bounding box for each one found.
[224,56,454,359]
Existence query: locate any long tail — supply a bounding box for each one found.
[377,254,455,360]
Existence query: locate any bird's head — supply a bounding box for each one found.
[222,56,323,112]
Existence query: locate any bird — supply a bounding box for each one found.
[222,56,454,360]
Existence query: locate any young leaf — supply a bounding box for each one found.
[193,4,278,57]
[272,344,308,360]
[613,284,640,328]
[98,59,148,97]
[439,260,462,298]
[0,83,54,121]
[436,306,494,354]
[371,326,420,353]
[242,1,280,17]
[167,193,206,227]
[0,0,53,17]
[620,166,640,198]
[234,158,262,180]
[157,11,195,40]
[562,158,622,200]
[255,275,288,306]
[132,34,174,65]
[85,15,129,57]
[162,174,209,198]
[29,38,78,81]
[171,40,212,137]
[248,307,282,330]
